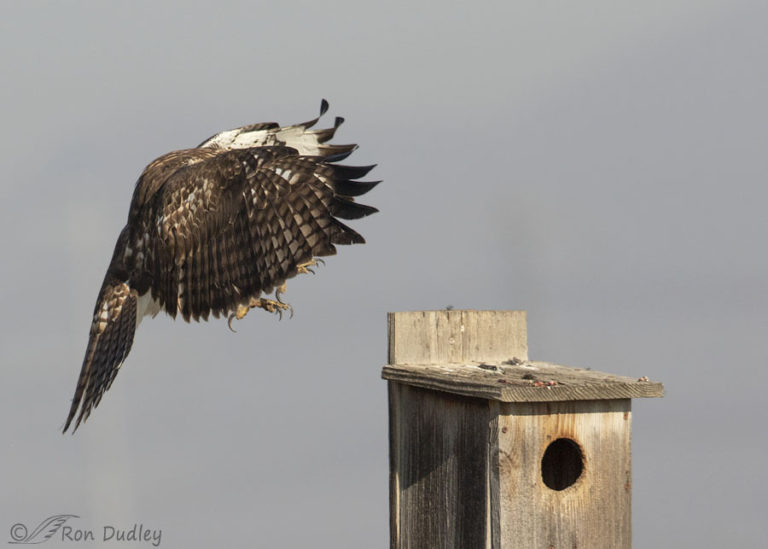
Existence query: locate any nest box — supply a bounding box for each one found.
[382,310,663,549]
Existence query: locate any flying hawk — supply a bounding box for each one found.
[64,100,378,433]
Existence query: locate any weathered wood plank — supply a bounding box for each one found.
[389,381,401,549]
[488,400,501,549]
[382,361,664,402]
[389,382,491,549]
[386,310,660,548]
[497,400,632,548]
[388,310,528,365]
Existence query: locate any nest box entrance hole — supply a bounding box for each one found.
[541,438,584,491]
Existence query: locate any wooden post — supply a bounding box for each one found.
[383,310,663,549]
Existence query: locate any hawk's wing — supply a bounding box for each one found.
[63,276,138,432]
[197,99,354,159]
[151,145,378,321]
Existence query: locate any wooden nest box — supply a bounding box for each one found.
[383,310,663,549]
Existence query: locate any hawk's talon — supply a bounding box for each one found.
[250,296,293,319]
[227,302,253,332]
[276,304,295,320]
[297,258,324,275]
[275,282,287,304]
[227,314,238,333]
[227,297,292,330]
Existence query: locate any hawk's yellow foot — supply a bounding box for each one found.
[297,258,324,275]
[273,259,323,303]
[276,282,288,304]
[252,296,293,318]
[227,297,294,331]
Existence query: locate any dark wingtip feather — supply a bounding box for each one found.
[310,120,349,144]
[336,232,365,245]
[329,219,366,245]
[331,197,379,219]
[63,405,78,433]
[323,151,353,163]
[318,144,358,162]
[298,100,330,131]
[332,164,377,180]
[332,179,381,197]
[334,116,345,128]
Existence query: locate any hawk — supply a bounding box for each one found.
[63,100,378,433]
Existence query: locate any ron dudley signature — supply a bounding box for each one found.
[9,515,162,546]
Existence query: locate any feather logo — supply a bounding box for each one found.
[8,515,78,544]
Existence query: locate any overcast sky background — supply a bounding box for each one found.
[1,1,766,547]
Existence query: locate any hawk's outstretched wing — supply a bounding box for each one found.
[64,101,378,432]
[64,274,138,432]
[153,146,378,321]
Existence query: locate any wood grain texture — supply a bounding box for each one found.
[388,310,528,365]
[384,310,663,402]
[386,311,656,548]
[389,382,492,549]
[497,400,632,548]
[382,361,664,402]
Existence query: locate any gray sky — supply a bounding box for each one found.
[1,1,766,547]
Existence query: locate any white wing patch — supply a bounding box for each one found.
[199,100,347,156]
[204,126,330,155]
[136,291,162,328]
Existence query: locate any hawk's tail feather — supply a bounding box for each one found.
[63,277,138,433]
